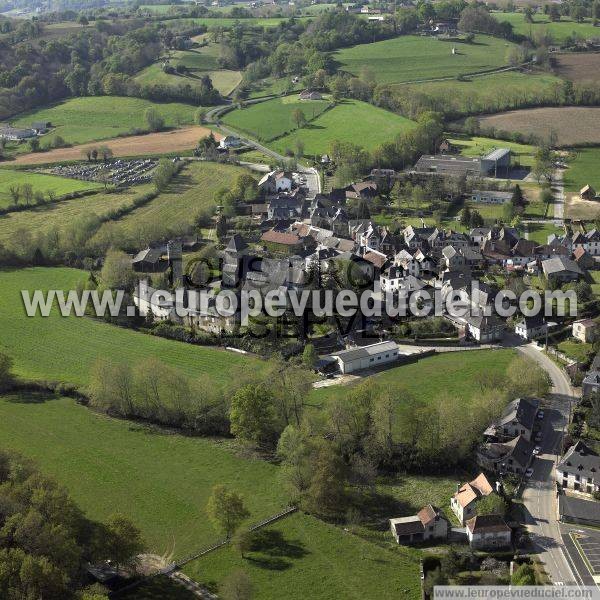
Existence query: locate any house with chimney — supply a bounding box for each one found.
[556,441,600,497]
[466,515,512,550]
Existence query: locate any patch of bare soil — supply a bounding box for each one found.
[11,126,221,166]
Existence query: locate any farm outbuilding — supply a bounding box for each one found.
[330,341,401,374]
[580,184,597,200]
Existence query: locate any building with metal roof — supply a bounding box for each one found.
[330,341,401,374]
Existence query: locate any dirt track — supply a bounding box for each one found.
[11,126,221,165]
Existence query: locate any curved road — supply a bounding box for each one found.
[517,343,579,585]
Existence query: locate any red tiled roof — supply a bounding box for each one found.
[261,229,301,246]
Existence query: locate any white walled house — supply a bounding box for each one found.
[466,515,511,550]
[556,441,600,497]
[572,318,598,343]
[515,315,548,340]
[330,341,400,374]
[451,473,494,525]
[389,505,448,545]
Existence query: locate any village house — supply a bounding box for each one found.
[477,435,534,475]
[298,90,322,100]
[260,228,314,255]
[0,125,36,141]
[463,314,505,343]
[219,135,242,150]
[514,315,548,341]
[542,257,584,283]
[466,514,512,550]
[259,171,293,194]
[330,341,401,374]
[573,247,596,271]
[573,318,598,343]
[450,473,495,525]
[559,495,600,528]
[484,397,540,442]
[556,441,600,497]
[345,181,378,201]
[582,370,600,397]
[389,505,449,545]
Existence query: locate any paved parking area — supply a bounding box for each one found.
[574,529,600,574]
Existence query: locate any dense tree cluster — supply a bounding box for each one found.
[0,448,143,599]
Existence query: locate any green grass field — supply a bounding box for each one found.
[0,393,284,557]
[394,71,563,118]
[310,349,516,412]
[0,267,264,387]
[564,147,600,192]
[12,97,197,148]
[449,135,536,167]
[0,187,144,242]
[222,96,332,142]
[334,34,518,84]
[0,393,421,598]
[165,16,303,29]
[183,511,421,600]
[270,99,417,156]
[492,12,600,42]
[0,168,102,209]
[524,222,563,244]
[91,162,244,247]
[135,62,242,96]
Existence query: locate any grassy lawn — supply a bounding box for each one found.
[0,393,284,558]
[590,271,600,297]
[183,511,421,600]
[492,12,600,42]
[0,187,145,242]
[135,62,242,96]
[0,168,102,209]
[10,97,197,150]
[310,349,516,412]
[564,147,600,193]
[557,340,594,363]
[222,96,332,142]
[271,100,417,156]
[524,222,563,244]
[91,162,245,245]
[395,71,563,118]
[0,267,265,387]
[448,135,536,167]
[334,34,518,84]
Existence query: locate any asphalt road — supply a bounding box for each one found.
[517,343,579,585]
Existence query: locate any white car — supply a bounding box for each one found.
[525,468,534,478]
[533,446,542,455]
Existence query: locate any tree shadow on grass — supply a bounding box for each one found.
[7,391,58,404]
[246,529,309,570]
[349,489,414,530]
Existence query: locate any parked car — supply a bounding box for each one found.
[537,410,545,420]
[525,468,534,478]
[533,446,542,455]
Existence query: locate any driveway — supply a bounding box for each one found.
[517,343,579,585]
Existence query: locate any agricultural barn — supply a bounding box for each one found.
[330,341,401,374]
[480,148,511,178]
[414,155,483,177]
[470,190,512,204]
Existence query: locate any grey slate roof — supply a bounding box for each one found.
[557,441,600,483]
[559,495,600,523]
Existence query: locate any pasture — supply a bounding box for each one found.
[555,53,600,83]
[134,62,242,96]
[447,135,536,167]
[222,96,331,141]
[475,107,600,147]
[333,34,518,84]
[0,168,101,209]
[492,12,600,42]
[393,70,563,118]
[12,97,198,148]
[0,267,264,387]
[310,349,517,411]
[91,161,244,247]
[270,99,417,156]
[0,188,144,242]
[563,147,600,193]
[184,511,421,600]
